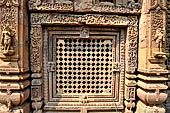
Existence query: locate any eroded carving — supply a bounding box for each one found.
[152,28,165,52]
[113,62,121,72]
[1,27,14,55]
[28,0,141,14]
[126,16,138,73]
[0,0,19,7]
[150,0,167,11]
[31,14,128,25]
[29,0,73,11]
[30,25,42,72]
[80,26,89,38]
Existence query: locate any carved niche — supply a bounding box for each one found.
[148,0,168,71]
[0,27,15,55]
[0,0,18,56]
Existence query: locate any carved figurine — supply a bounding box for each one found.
[152,29,165,52]
[1,27,14,55]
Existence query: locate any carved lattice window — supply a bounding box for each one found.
[56,38,113,95]
[43,26,125,108]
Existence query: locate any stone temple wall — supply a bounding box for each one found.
[0,0,169,113]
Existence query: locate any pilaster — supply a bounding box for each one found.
[0,0,30,112]
[136,0,169,113]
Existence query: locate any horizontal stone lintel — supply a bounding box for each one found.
[137,80,168,90]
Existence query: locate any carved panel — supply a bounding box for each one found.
[0,0,18,57]
[126,16,138,73]
[31,86,42,101]
[125,86,136,101]
[28,0,141,14]
[28,0,73,11]
[30,25,42,72]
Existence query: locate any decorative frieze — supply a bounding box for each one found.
[31,14,129,26]
[29,0,73,12]
[28,0,141,14]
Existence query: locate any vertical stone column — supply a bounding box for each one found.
[124,16,138,113]
[30,25,43,113]
[0,0,30,112]
[136,0,169,113]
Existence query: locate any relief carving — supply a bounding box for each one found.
[28,0,141,14]
[126,16,138,73]
[0,27,14,55]
[152,28,165,52]
[0,0,19,58]
[113,62,121,72]
[80,26,89,38]
[29,0,73,11]
[31,14,128,26]
[0,0,19,7]
[30,25,42,72]
[150,0,167,11]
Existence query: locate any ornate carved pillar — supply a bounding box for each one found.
[124,16,138,113]
[0,0,30,112]
[30,25,43,113]
[136,0,169,112]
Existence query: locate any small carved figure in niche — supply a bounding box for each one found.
[1,27,14,55]
[80,27,89,38]
[152,28,165,52]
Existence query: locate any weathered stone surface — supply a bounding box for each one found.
[0,0,170,113]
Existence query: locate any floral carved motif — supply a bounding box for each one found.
[150,0,167,11]
[126,16,138,73]
[0,0,19,57]
[31,14,129,25]
[28,0,141,14]
[30,25,42,72]
[0,0,19,7]
[29,0,73,11]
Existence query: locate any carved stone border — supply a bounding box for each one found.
[30,13,138,112]
[28,0,141,14]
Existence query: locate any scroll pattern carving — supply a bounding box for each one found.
[150,0,167,11]
[31,14,128,25]
[126,16,138,73]
[0,0,19,7]
[0,6,17,43]
[30,25,42,72]
[28,0,141,14]
[29,0,73,11]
